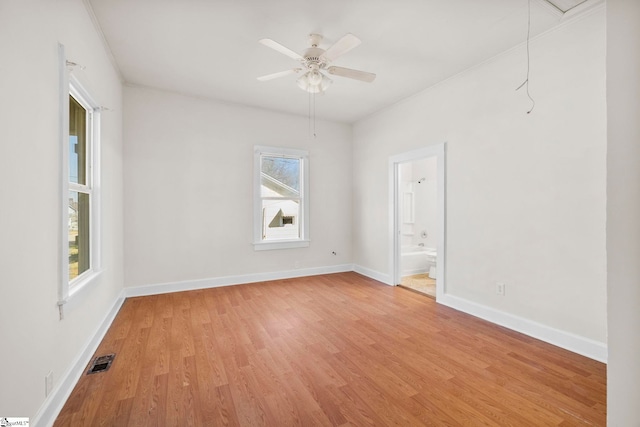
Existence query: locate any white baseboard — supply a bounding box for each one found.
[124,264,354,298]
[438,294,608,363]
[354,265,607,363]
[352,264,393,285]
[33,290,126,427]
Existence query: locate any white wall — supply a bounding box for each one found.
[0,0,123,421]
[399,162,415,247]
[606,0,640,423]
[412,157,438,249]
[123,86,352,288]
[398,158,438,250]
[353,9,607,344]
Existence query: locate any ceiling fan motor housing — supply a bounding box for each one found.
[303,47,326,68]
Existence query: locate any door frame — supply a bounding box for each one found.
[388,143,446,300]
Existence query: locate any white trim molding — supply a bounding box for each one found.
[33,291,126,427]
[124,264,354,298]
[352,264,393,286]
[353,266,607,363]
[253,145,310,251]
[438,293,608,363]
[59,48,104,316]
[389,143,446,300]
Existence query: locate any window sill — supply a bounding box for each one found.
[253,240,310,251]
[68,269,103,300]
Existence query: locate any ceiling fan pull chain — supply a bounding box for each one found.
[308,90,311,136]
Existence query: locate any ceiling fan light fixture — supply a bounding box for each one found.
[296,71,332,93]
[308,70,323,85]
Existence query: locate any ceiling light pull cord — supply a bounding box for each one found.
[308,90,317,138]
[516,0,536,114]
[308,90,311,136]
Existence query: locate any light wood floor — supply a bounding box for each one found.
[401,273,436,297]
[54,272,606,426]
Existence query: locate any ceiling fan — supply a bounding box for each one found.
[257,33,376,94]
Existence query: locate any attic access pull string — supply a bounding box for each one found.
[516,0,536,114]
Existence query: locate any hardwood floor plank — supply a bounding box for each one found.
[146,373,168,427]
[221,353,275,426]
[196,323,229,387]
[113,397,135,426]
[485,363,605,425]
[333,384,389,427]
[211,383,241,427]
[127,363,155,426]
[329,352,426,426]
[54,272,606,426]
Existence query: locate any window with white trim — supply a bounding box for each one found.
[64,77,101,294]
[254,146,309,250]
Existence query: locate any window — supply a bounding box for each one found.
[68,95,90,280]
[254,146,309,250]
[63,76,101,295]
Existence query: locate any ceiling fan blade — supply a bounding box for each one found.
[326,66,376,83]
[259,39,303,61]
[257,68,302,81]
[320,33,362,62]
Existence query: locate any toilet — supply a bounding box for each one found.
[425,249,437,279]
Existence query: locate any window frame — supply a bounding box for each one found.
[60,73,102,302]
[253,145,309,251]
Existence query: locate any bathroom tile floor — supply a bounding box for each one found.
[400,273,436,298]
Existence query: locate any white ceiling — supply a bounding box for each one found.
[86,0,601,123]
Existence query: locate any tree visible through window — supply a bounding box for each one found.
[262,157,300,190]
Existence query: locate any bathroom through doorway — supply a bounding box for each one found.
[390,144,445,299]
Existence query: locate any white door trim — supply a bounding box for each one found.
[389,143,446,300]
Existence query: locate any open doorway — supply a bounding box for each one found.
[389,144,445,300]
[398,157,438,296]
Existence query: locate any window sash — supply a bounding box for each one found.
[260,198,301,240]
[68,190,91,282]
[68,91,94,287]
[69,94,90,185]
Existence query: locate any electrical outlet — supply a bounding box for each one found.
[45,371,53,396]
[496,282,506,296]
[294,261,300,269]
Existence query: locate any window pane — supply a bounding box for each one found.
[261,156,300,198]
[262,199,300,240]
[69,96,87,185]
[69,191,90,280]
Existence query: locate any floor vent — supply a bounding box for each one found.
[87,354,115,375]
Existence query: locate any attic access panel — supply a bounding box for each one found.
[541,0,590,13]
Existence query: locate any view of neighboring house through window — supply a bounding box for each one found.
[254,146,309,250]
[68,94,91,281]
